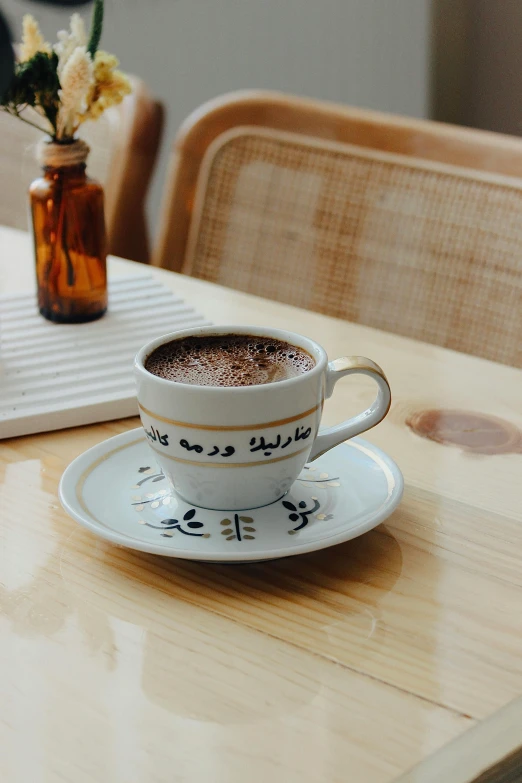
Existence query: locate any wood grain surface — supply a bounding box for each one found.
[1,227,522,783]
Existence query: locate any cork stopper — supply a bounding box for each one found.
[37,138,90,168]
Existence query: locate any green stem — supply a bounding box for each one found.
[87,0,104,57]
[62,211,75,287]
[40,103,58,136]
[50,177,68,297]
[2,106,49,134]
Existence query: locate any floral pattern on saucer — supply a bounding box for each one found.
[130,464,341,542]
[59,428,403,562]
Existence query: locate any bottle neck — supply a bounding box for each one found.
[37,138,90,178]
[43,163,87,185]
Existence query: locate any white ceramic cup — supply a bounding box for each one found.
[135,325,391,511]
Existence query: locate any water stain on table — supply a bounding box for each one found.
[406,409,522,455]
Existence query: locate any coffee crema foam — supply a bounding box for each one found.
[145,334,315,387]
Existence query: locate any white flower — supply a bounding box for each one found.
[54,13,87,81]
[70,13,87,44]
[56,45,94,138]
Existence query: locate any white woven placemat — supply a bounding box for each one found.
[0,274,209,439]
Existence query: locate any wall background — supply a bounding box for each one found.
[2,0,431,237]
[465,0,522,135]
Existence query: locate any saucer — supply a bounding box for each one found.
[59,428,403,563]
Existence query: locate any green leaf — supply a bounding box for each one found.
[87,0,104,57]
[1,51,60,134]
[6,51,59,108]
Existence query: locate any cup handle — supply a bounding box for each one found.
[308,357,391,461]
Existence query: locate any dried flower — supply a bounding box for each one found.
[20,15,51,62]
[1,1,131,141]
[93,50,118,81]
[55,13,87,81]
[82,50,131,121]
[57,45,94,138]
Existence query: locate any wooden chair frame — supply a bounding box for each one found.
[154,89,522,271]
[100,77,164,264]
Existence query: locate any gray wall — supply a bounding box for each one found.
[3,0,432,235]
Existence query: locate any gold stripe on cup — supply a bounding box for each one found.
[138,402,321,432]
[149,443,311,468]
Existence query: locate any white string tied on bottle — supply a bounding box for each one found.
[37,138,90,168]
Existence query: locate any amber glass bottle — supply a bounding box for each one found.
[29,139,107,323]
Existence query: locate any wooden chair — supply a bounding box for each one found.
[0,77,163,264]
[154,90,522,367]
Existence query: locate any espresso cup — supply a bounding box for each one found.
[134,325,391,511]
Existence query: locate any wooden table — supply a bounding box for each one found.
[1,225,522,783]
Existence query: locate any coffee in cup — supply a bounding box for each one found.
[144,333,315,387]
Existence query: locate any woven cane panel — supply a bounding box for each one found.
[188,131,522,367]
